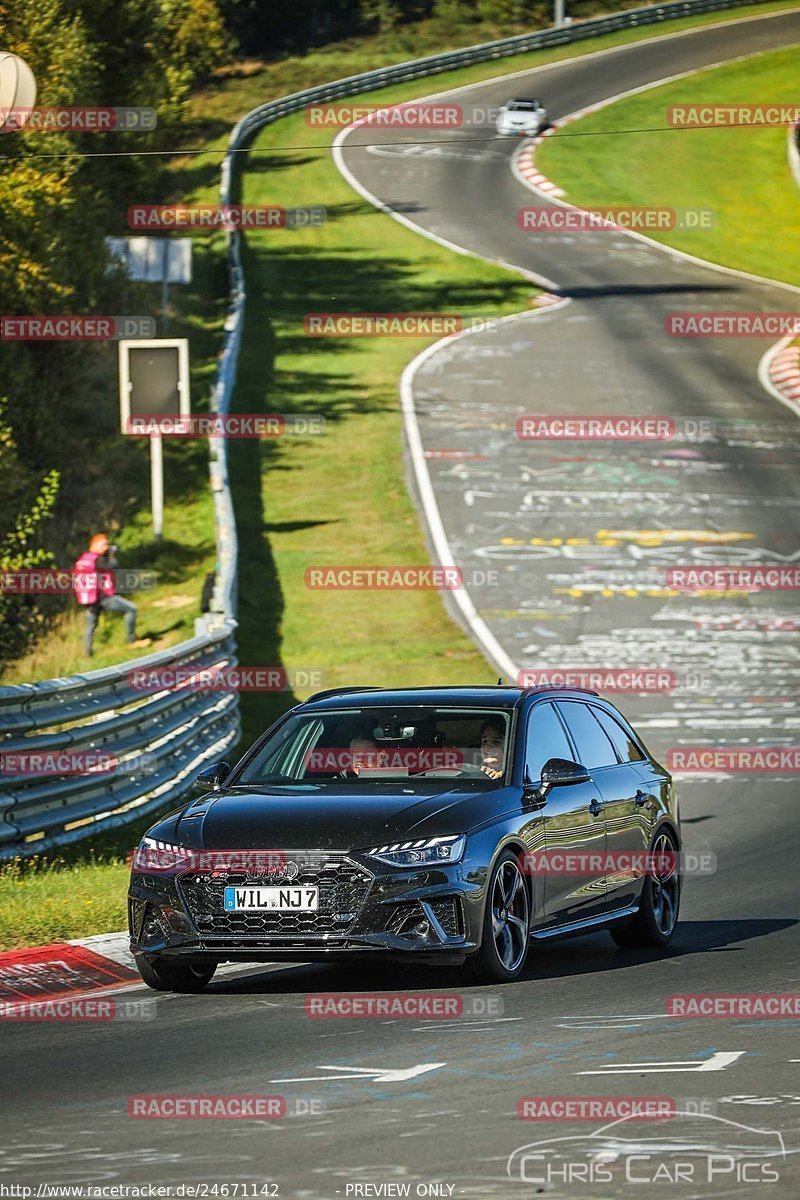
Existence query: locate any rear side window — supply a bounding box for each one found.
[592,706,645,763]
[525,702,573,782]
[556,702,618,770]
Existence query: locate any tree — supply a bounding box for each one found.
[360,0,404,34]
[0,398,60,659]
[0,0,227,661]
[476,0,530,22]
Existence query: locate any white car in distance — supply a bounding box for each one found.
[496,96,548,136]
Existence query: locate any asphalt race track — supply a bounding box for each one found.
[3,11,800,1197]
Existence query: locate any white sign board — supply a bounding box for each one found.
[106,237,192,284]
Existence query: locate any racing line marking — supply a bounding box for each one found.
[579,1050,746,1075]
[271,1063,447,1084]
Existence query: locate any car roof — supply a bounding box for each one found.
[297,685,600,712]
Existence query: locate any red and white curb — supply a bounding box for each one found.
[513,129,572,308]
[0,933,139,1011]
[515,111,590,198]
[0,930,300,1012]
[514,113,599,306]
[768,340,800,409]
[530,291,563,309]
[515,141,564,195]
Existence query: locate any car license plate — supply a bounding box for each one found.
[223,886,319,912]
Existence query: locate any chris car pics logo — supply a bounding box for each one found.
[507,1111,787,1187]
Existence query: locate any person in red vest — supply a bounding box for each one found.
[74,533,140,657]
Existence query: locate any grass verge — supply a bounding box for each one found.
[0,856,130,951]
[536,44,800,285]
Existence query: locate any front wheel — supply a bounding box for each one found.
[463,850,530,983]
[134,954,217,993]
[610,829,680,949]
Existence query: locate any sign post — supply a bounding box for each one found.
[118,338,191,539]
[150,434,164,538]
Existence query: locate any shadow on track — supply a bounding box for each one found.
[552,282,739,299]
[203,918,797,995]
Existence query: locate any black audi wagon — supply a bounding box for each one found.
[129,686,681,990]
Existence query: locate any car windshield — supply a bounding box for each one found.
[508,99,539,110]
[236,706,512,788]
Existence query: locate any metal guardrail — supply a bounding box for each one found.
[0,625,239,855]
[207,235,243,619]
[223,0,768,154]
[789,122,800,190]
[0,197,245,857]
[0,0,769,857]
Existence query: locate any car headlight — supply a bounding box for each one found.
[367,834,466,868]
[133,836,193,874]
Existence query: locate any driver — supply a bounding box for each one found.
[340,735,381,778]
[479,718,506,780]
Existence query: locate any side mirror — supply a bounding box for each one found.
[195,760,231,792]
[541,757,590,788]
[524,757,590,802]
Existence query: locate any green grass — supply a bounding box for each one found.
[3,0,796,948]
[0,855,130,950]
[227,113,534,746]
[536,44,800,284]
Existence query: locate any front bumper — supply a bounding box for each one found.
[128,850,482,963]
[496,122,541,137]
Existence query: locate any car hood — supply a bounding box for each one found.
[149,784,514,851]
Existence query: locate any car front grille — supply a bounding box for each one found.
[177,853,373,937]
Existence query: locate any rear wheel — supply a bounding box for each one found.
[610,829,680,949]
[463,850,530,983]
[134,954,217,993]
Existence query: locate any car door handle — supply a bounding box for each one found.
[635,789,650,807]
[589,798,604,816]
